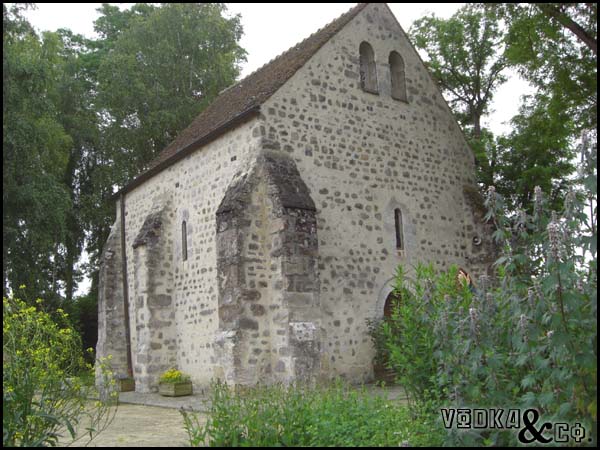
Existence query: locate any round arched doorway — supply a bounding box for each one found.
[373,290,401,383]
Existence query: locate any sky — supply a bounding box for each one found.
[22,2,534,136]
[20,3,533,296]
[23,4,466,77]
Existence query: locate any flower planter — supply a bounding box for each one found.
[159,381,193,397]
[117,377,135,392]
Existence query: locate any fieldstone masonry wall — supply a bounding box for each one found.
[97,120,264,391]
[462,184,497,277]
[96,204,129,380]
[131,198,178,392]
[97,3,495,391]
[257,3,494,381]
[215,151,320,385]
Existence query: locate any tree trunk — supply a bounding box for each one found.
[65,235,76,303]
[537,4,597,55]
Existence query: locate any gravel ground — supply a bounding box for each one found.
[85,404,194,447]
[60,403,205,447]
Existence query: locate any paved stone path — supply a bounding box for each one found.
[78,403,194,447]
[61,393,209,447]
[118,389,212,411]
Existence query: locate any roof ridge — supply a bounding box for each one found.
[220,4,366,98]
[119,3,370,196]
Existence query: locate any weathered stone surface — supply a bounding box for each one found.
[96,208,130,386]
[98,3,495,392]
[148,294,172,308]
[238,317,259,330]
[214,150,320,385]
[132,202,178,393]
[250,304,266,316]
[132,212,163,249]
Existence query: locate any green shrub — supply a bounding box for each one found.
[378,184,597,445]
[381,264,459,404]
[63,293,98,365]
[3,292,117,447]
[181,379,443,447]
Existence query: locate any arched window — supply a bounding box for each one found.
[359,42,378,94]
[389,51,407,102]
[182,220,188,261]
[394,208,404,250]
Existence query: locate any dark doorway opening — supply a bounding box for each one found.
[373,291,400,384]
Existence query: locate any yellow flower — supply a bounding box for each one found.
[159,367,190,383]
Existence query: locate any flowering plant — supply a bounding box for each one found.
[374,179,596,446]
[159,368,191,384]
[3,290,117,446]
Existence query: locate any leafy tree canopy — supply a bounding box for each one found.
[3,3,247,305]
[410,3,596,212]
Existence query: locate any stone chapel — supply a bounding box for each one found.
[96,3,495,393]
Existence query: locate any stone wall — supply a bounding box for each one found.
[99,120,263,390]
[214,151,320,385]
[131,196,177,392]
[98,3,494,390]
[96,203,130,382]
[257,3,493,382]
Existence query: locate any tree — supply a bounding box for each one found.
[410,4,507,187]
[494,3,596,133]
[53,29,102,303]
[3,4,72,304]
[78,3,247,298]
[411,3,596,213]
[536,3,597,54]
[489,3,596,212]
[95,2,246,180]
[495,94,575,211]
[3,3,248,310]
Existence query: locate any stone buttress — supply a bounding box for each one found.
[130,196,177,392]
[96,202,130,383]
[97,194,179,393]
[462,184,498,280]
[214,149,320,385]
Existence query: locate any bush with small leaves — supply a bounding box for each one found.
[375,179,596,445]
[3,291,118,447]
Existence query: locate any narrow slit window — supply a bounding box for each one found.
[394,208,404,250]
[359,41,378,94]
[182,220,188,261]
[389,51,407,102]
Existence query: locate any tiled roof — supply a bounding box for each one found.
[119,3,367,195]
